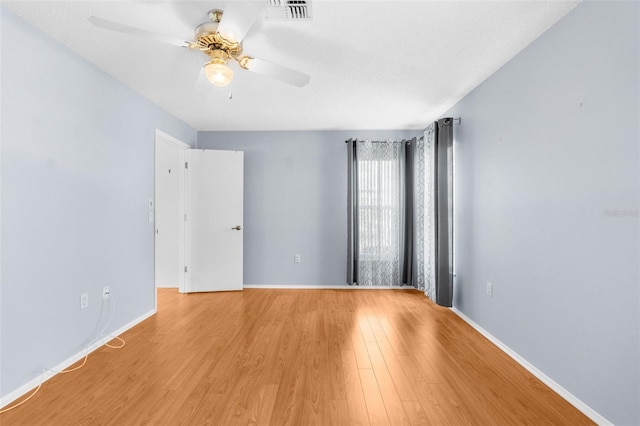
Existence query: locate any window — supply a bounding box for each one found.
[352,141,403,286]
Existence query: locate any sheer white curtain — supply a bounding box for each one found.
[415,120,454,305]
[414,126,436,300]
[356,140,403,286]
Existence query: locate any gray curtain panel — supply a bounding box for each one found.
[346,139,358,285]
[435,118,454,307]
[402,138,417,287]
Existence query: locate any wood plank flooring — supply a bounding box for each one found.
[1,288,593,425]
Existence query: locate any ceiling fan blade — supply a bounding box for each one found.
[193,64,208,91]
[88,16,190,48]
[217,2,264,43]
[243,57,310,87]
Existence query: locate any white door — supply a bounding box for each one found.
[154,131,188,289]
[185,149,244,292]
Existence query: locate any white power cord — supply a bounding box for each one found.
[98,293,125,349]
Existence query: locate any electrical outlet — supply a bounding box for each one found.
[294,254,301,263]
[80,293,89,310]
[486,282,494,297]
[102,286,110,300]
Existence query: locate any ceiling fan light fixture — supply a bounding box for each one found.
[205,62,234,87]
[205,50,233,87]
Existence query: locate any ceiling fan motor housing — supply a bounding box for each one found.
[209,49,229,65]
[193,11,243,59]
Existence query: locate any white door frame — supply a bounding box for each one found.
[154,130,190,301]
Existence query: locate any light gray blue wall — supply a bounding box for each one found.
[197,130,419,285]
[445,1,639,424]
[0,8,196,400]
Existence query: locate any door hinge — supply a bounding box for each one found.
[184,214,187,221]
[185,162,188,169]
[184,266,188,273]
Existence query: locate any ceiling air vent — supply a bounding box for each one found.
[265,0,312,21]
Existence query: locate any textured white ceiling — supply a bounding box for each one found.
[3,1,580,131]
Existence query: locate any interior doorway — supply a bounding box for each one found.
[154,130,189,292]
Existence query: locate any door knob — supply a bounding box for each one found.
[232,226,242,231]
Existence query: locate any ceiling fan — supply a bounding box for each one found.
[88,2,310,88]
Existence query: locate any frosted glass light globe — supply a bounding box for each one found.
[205,62,234,87]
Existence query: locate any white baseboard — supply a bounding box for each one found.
[0,309,156,409]
[451,307,611,426]
[243,284,417,290]
[155,284,178,288]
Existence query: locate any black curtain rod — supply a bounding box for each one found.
[345,139,415,144]
[345,117,461,144]
[422,117,461,133]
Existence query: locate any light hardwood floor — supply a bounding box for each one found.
[2,288,593,425]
